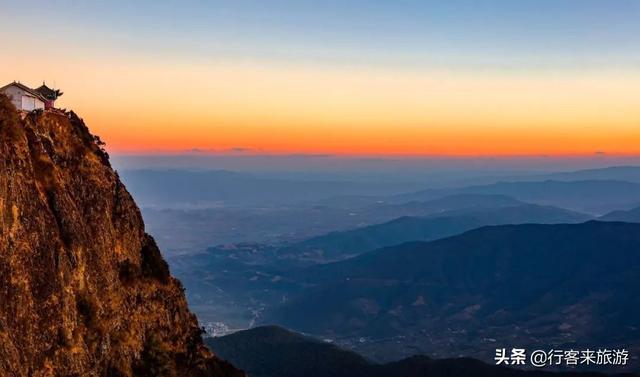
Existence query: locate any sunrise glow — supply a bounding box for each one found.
[1,1,639,156]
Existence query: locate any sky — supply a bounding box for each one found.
[1,0,639,157]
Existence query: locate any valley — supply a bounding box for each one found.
[120,166,640,373]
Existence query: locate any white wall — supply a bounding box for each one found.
[1,85,45,111]
[2,85,24,109]
[21,95,44,111]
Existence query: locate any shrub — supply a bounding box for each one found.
[140,235,171,284]
[132,333,176,377]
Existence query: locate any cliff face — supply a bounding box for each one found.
[0,95,243,377]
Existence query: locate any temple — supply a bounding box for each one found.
[0,81,63,111]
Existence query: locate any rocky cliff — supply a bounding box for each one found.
[0,94,243,377]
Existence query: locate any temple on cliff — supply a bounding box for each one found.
[0,81,63,111]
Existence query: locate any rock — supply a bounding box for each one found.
[0,94,244,377]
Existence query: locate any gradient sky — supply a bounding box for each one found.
[1,0,639,156]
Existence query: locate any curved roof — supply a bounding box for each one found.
[35,83,63,100]
[0,81,48,102]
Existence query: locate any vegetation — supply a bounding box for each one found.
[0,94,24,142]
[133,333,176,377]
[268,221,640,363]
[141,235,171,284]
[208,326,629,377]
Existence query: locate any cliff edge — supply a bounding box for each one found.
[0,95,243,377]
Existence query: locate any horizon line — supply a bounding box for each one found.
[109,151,640,160]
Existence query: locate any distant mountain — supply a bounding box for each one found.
[125,165,640,213]
[207,326,369,377]
[171,203,591,331]
[361,193,524,216]
[543,166,640,183]
[312,166,640,210]
[118,169,421,208]
[600,207,640,223]
[394,180,640,214]
[267,222,640,366]
[208,326,636,377]
[283,204,591,261]
[144,194,527,255]
[315,193,522,210]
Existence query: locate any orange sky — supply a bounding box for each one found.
[2,1,640,157]
[1,50,639,156]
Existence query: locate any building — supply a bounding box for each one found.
[0,81,63,111]
[35,83,63,109]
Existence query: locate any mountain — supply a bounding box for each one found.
[284,204,591,261]
[309,166,640,210]
[207,326,370,377]
[315,192,523,210]
[394,180,640,214]
[267,221,640,366]
[141,194,527,256]
[169,203,590,332]
[544,166,640,184]
[118,169,421,208]
[207,326,636,377]
[600,207,640,223]
[0,96,242,376]
[355,193,525,217]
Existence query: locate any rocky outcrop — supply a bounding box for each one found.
[0,94,243,377]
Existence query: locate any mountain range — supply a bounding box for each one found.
[267,221,640,366]
[285,203,591,262]
[208,326,638,377]
[119,169,424,208]
[393,180,640,215]
[542,166,640,184]
[600,207,640,223]
[170,202,594,332]
[143,193,524,255]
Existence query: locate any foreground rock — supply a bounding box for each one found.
[0,95,243,377]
